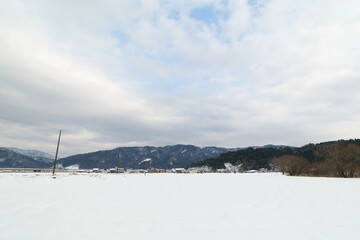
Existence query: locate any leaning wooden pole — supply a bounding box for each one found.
[52,130,62,175]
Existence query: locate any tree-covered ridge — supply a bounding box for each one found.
[188,139,360,177]
[0,148,49,168]
[188,146,294,170]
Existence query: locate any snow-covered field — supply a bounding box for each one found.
[1,173,360,240]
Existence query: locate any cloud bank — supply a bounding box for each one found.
[1,0,359,156]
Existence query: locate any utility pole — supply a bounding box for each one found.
[52,130,62,175]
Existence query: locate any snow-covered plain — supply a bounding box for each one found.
[1,173,360,240]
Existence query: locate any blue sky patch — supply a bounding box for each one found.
[248,0,257,6]
[189,5,228,24]
[110,30,128,45]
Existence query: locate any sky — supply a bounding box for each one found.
[1,0,360,157]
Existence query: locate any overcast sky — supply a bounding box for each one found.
[1,0,359,157]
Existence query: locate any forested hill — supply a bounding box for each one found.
[188,139,360,170]
[57,145,240,169]
[188,146,293,170]
[0,148,49,168]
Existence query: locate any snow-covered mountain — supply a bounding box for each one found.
[7,147,53,163]
[0,147,49,168]
[58,145,241,169]
[0,144,291,169]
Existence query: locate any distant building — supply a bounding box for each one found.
[172,168,186,173]
[187,168,200,174]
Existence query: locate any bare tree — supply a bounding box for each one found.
[315,143,360,178]
[273,155,309,176]
[309,161,334,177]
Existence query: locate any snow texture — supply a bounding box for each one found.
[0,173,359,240]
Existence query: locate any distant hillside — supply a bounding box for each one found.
[0,148,49,168]
[58,145,239,169]
[188,139,360,171]
[189,147,294,170]
[7,147,53,163]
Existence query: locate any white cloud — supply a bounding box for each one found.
[0,0,359,156]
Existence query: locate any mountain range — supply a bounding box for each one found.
[4,141,351,170]
[57,145,240,169]
[0,145,241,169]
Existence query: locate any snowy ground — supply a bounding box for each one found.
[1,173,360,240]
